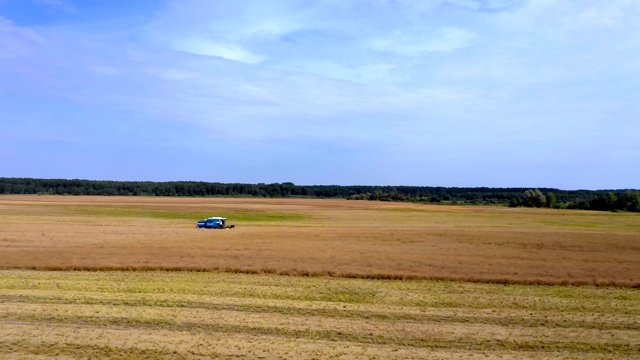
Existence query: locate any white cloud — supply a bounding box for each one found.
[492,0,640,32]
[147,1,482,72]
[446,0,525,11]
[225,17,301,42]
[365,26,477,55]
[173,38,264,64]
[277,60,401,84]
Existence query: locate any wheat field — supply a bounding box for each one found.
[1,195,639,358]
[1,195,639,285]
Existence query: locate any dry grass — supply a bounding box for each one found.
[1,270,638,359]
[1,195,639,286]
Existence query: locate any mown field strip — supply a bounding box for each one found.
[1,270,639,359]
[2,302,638,351]
[1,290,637,331]
[6,324,619,360]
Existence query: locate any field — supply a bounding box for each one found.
[1,270,639,359]
[1,195,639,359]
[1,195,639,285]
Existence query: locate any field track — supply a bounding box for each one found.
[1,195,639,286]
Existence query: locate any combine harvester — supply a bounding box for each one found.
[196,217,235,229]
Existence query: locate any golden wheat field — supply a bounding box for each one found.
[1,195,640,359]
[1,195,639,285]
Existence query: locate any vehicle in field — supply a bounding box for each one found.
[196,217,235,229]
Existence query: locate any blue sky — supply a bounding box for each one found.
[1,0,638,189]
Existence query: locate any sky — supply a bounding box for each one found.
[0,0,638,189]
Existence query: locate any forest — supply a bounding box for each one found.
[0,177,638,212]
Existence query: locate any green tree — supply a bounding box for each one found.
[523,189,545,208]
[616,191,640,212]
[589,192,617,211]
[544,192,557,208]
[631,194,640,212]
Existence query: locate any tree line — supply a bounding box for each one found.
[0,177,638,212]
[508,188,640,212]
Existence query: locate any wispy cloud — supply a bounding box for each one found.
[172,38,264,64]
[365,26,477,55]
[33,0,74,12]
[0,17,44,57]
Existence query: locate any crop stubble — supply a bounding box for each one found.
[0,195,639,285]
[0,270,639,359]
